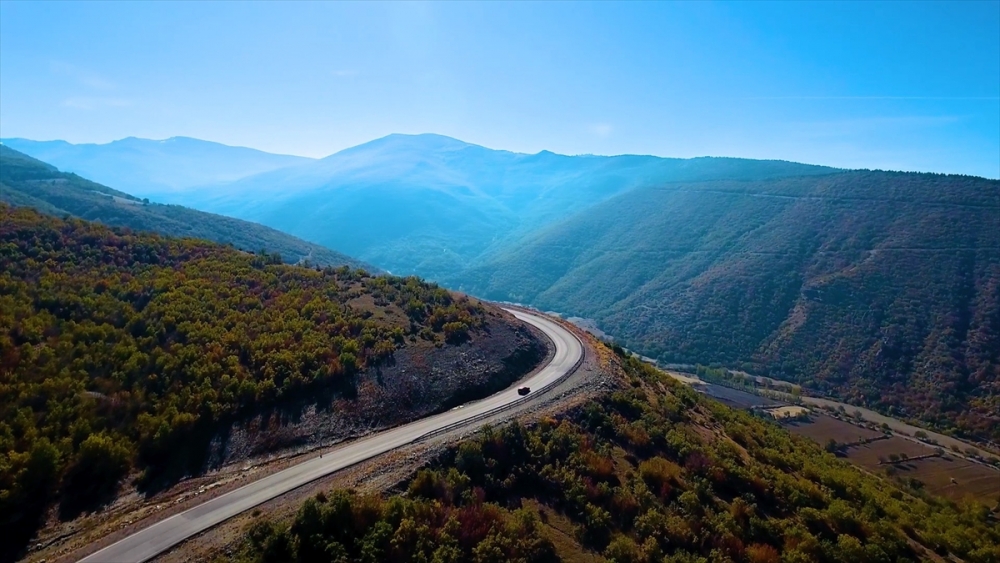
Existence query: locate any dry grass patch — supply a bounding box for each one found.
[521,499,603,563]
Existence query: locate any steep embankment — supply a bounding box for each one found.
[459,171,1000,442]
[0,145,367,269]
[0,206,544,562]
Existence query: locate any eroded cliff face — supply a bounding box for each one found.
[215,307,546,463]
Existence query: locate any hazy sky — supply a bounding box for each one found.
[1,1,998,178]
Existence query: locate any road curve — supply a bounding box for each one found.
[79,308,583,563]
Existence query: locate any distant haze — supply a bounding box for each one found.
[3,133,840,279]
[0,136,312,195]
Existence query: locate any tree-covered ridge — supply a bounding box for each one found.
[460,170,1000,442]
[238,352,999,563]
[163,133,838,281]
[0,145,371,270]
[0,205,488,559]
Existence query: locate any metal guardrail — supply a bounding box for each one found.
[416,310,587,443]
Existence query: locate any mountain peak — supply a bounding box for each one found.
[372,133,475,151]
[319,133,480,164]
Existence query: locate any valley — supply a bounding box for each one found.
[2,145,998,563]
[8,136,996,448]
[653,368,1000,506]
[3,4,998,562]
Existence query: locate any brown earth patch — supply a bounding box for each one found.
[889,455,1000,505]
[844,437,936,468]
[783,413,883,445]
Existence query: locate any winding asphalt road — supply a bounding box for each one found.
[78,308,583,563]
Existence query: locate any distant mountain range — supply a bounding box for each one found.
[0,145,369,270]
[108,133,834,278]
[3,134,839,278]
[0,136,312,196]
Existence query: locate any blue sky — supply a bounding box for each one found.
[1,1,998,178]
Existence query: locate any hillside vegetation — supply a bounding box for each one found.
[0,206,537,561]
[460,171,1000,442]
[135,134,836,279]
[234,352,1000,563]
[0,145,367,269]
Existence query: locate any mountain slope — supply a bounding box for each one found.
[0,205,543,561]
[0,145,369,269]
[459,171,1000,441]
[0,136,312,197]
[171,134,838,279]
[234,353,1000,563]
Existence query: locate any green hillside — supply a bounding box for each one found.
[234,352,1000,563]
[459,171,1000,442]
[0,206,534,561]
[163,134,838,280]
[0,145,370,270]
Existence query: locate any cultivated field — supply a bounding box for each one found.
[765,406,809,419]
[682,373,1000,507]
[699,384,783,409]
[783,414,883,445]
[892,456,1000,504]
[845,436,935,467]
[786,417,1000,506]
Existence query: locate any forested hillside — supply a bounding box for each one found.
[0,145,368,270]
[159,133,836,279]
[459,171,1000,442]
[235,352,1000,563]
[0,206,540,561]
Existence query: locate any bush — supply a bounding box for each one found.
[59,433,131,517]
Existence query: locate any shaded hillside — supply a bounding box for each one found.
[0,136,311,196]
[166,133,836,279]
[459,171,1000,441]
[0,206,543,562]
[0,145,369,269]
[234,352,1000,563]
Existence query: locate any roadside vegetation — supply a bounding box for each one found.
[236,349,1000,563]
[0,206,487,561]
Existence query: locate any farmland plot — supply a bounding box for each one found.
[784,414,883,445]
[892,456,1000,504]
